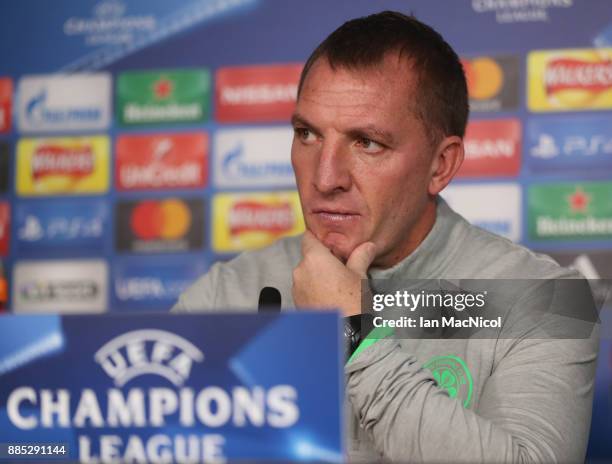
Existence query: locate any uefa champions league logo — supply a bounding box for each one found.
[94,330,204,387]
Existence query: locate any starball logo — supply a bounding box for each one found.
[94,330,204,387]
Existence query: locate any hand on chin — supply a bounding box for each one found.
[319,231,355,263]
[292,230,377,316]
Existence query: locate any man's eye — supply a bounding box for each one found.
[294,128,317,144]
[356,137,384,154]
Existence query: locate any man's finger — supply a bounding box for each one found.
[346,241,377,277]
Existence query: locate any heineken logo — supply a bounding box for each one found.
[117,69,210,125]
[529,182,612,240]
[153,77,173,100]
[568,187,590,213]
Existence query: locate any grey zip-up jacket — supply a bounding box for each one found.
[173,199,598,463]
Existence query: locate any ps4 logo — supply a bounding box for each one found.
[531,133,612,159]
[18,214,103,242]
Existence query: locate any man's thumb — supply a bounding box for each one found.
[346,242,377,277]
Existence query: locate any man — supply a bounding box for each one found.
[174,11,598,462]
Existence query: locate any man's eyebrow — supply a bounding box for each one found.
[347,125,396,145]
[291,114,395,145]
[290,113,319,132]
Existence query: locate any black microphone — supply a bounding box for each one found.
[258,287,281,312]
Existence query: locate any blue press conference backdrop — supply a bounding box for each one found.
[0,0,612,460]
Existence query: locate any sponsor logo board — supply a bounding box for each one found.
[113,256,208,310]
[17,73,111,132]
[12,259,108,313]
[116,198,204,253]
[212,191,304,252]
[0,141,9,193]
[442,183,521,241]
[458,118,521,177]
[528,182,612,240]
[462,56,519,112]
[117,69,210,125]
[526,115,612,172]
[16,135,110,196]
[215,64,302,122]
[15,199,108,254]
[0,77,12,133]
[527,48,612,112]
[0,202,9,256]
[214,127,294,187]
[115,132,208,191]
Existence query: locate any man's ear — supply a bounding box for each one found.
[428,135,464,195]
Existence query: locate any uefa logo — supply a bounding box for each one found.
[95,330,204,387]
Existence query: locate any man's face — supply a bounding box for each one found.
[291,55,438,268]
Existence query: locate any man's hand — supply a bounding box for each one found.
[292,230,376,316]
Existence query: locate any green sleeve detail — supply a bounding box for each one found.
[346,326,395,364]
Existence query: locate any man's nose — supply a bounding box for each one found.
[313,140,351,194]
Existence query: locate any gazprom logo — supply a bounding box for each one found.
[18,74,111,132]
[221,142,293,179]
[214,127,294,187]
[94,330,204,387]
[25,88,101,126]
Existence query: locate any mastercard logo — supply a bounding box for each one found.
[130,199,191,240]
[462,57,504,100]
